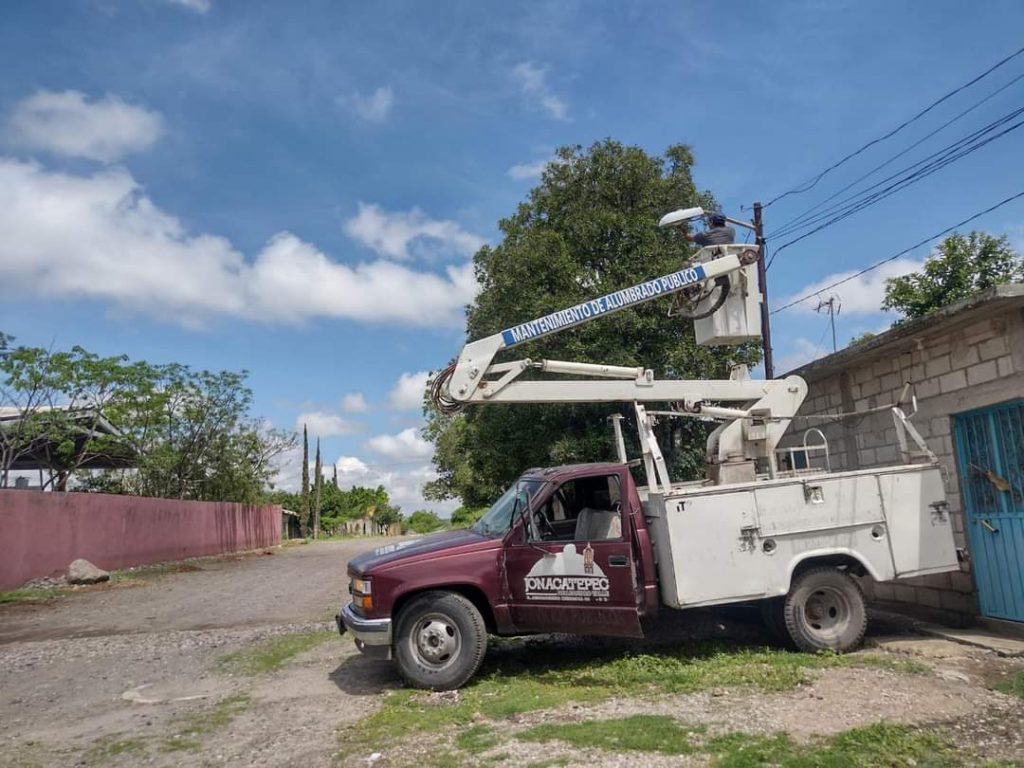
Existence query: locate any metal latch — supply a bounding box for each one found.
[928,500,949,523]
[803,483,824,504]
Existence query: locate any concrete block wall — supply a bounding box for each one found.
[781,306,1024,618]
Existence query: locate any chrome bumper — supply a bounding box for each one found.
[338,602,392,647]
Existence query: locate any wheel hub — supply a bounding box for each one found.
[413,615,460,667]
[804,587,849,634]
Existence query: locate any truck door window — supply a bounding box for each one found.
[534,474,623,543]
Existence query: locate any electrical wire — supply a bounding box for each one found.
[770,189,1024,315]
[764,44,1024,208]
[769,70,1024,240]
[770,103,1024,242]
[765,107,1024,265]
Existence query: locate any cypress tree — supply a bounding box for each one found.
[300,424,310,538]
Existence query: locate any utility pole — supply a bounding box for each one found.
[816,296,841,353]
[752,202,774,378]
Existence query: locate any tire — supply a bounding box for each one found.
[759,597,791,645]
[783,567,867,653]
[393,591,487,691]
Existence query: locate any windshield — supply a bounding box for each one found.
[472,478,546,538]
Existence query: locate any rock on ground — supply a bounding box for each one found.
[67,558,110,585]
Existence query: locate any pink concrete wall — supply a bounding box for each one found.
[0,491,281,590]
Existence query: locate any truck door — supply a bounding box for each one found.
[502,470,644,638]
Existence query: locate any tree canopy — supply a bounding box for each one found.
[265,482,403,535]
[425,140,760,507]
[883,231,1024,320]
[406,509,446,534]
[1,340,292,501]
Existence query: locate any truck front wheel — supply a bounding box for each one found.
[393,591,487,690]
[783,567,867,653]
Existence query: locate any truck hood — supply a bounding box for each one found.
[348,529,490,574]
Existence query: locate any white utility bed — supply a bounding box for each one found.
[641,463,959,609]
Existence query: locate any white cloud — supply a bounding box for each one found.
[364,428,434,461]
[343,202,485,261]
[6,90,163,162]
[776,258,923,315]
[164,0,211,12]
[344,86,394,123]
[508,160,548,181]
[388,371,429,411]
[775,337,827,374]
[341,393,368,413]
[296,411,358,437]
[0,159,478,327]
[512,62,569,121]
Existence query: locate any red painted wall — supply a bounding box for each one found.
[0,491,281,590]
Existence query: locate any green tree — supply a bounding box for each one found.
[424,140,759,507]
[883,232,1024,320]
[313,438,323,539]
[406,509,446,534]
[300,425,310,537]
[372,502,403,534]
[2,344,293,499]
[449,505,487,529]
[1,345,151,490]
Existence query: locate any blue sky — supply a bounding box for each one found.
[2,0,1023,513]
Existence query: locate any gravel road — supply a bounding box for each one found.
[0,539,398,768]
[2,540,1022,768]
[0,539,370,645]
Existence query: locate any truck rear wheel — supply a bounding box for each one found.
[783,567,867,653]
[393,591,487,691]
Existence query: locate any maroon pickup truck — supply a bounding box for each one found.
[338,462,656,690]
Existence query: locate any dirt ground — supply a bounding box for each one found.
[1,540,1022,767]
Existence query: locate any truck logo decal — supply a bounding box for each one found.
[524,543,610,602]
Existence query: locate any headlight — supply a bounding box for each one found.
[352,577,372,595]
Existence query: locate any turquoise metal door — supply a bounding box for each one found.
[954,401,1024,622]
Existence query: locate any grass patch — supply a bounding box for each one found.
[455,724,502,754]
[522,714,697,756]
[217,629,335,675]
[994,670,1024,699]
[162,694,251,752]
[0,588,74,605]
[338,639,925,761]
[83,736,148,763]
[520,719,961,767]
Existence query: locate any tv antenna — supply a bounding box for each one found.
[815,295,841,353]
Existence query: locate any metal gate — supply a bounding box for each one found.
[954,400,1024,622]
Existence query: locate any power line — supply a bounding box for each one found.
[765,107,1024,264]
[769,70,1024,240]
[770,189,1024,315]
[764,44,1024,208]
[770,103,1024,241]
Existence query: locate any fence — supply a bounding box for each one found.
[0,490,281,590]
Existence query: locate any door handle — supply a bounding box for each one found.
[608,555,630,567]
[981,519,999,534]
